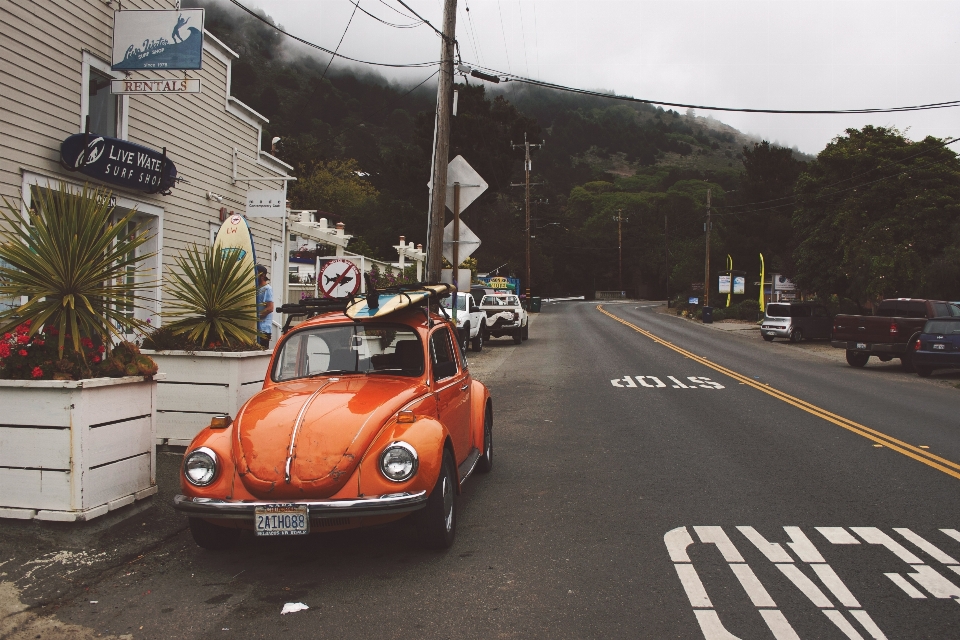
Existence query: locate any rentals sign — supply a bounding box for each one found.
[111,78,201,94]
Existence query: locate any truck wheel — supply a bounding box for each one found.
[189,518,241,551]
[900,340,918,372]
[513,327,522,344]
[916,366,933,378]
[846,350,869,368]
[415,450,457,549]
[762,335,775,342]
[522,323,529,341]
[789,328,803,343]
[471,329,483,352]
[460,325,470,354]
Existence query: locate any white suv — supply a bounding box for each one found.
[479,294,529,344]
[440,292,487,352]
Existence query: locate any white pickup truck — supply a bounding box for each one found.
[440,292,487,352]
[478,293,529,344]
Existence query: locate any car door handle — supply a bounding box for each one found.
[460,383,470,391]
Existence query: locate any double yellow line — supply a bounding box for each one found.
[598,305,960,481]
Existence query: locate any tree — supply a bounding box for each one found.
[288,158,378,214]
[792,126,960,303]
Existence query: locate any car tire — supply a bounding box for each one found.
[513,327,522,344]
[415,450,457,549]
[522,323,529,341]
[789,328,803,343]
[916,365,933,378]
[762,334,774,342]
[846,350,869,368]
[189,517,241,551]
[901,340,918,372]
[477,405,493,474]
[471,328,483,352]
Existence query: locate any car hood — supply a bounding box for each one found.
[232,376,429,499]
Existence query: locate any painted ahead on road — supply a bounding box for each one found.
[666,524,960,640]
[611,375,725,389]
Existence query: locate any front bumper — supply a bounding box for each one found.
[830,340,907,354]
[173,491,428,520]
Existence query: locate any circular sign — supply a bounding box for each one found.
[319,259,361,299]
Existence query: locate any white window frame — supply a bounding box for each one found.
[80,51,129,139]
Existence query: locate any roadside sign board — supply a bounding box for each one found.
[318,259,361,298]
[718,274,731,294]
[245,189,286,217]
[60,133,177,194]
[427,155,488,213]
[442,219,481,264]
[111,78,200,94]
[773,274,796,291]
[733,276,745,295]
[688,297,700,305]
[112,9,205,70]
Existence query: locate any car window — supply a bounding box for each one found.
[876,301,901,317]
[932,302,951,318]
[906,301,928,318]
[272,324,423,381]
[440,294,467,311]
[923,319,960,334]
[792,306,811,318]
[480,296,502,306]
[766,304,790,318]
[430,328,458,381]
[813,306,828,317]
[951,304,960,317]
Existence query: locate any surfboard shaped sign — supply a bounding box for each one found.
[213,214,258,336]
[112,9,205,71]
[60,134,177,195]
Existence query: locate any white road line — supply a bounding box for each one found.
[851,527,923,564]
[894,528,959,565]
[941,528,960,545]
[729,563,776,607]
[810,564,861,608]
[776,563,833,607]
[784,527,825,563]
[823,610,866,640]
[675,563,712,608]
[695,526,745,562]
[639,375,666,388]
[667,375,690,388]
[906,565,960,598]
[758,609,802,640]
[693,610,743,640]
[737,526,793,563]
[884,573,926,598]
[849,610,889,640]
[817,527,860,545]
[665,526,695,562]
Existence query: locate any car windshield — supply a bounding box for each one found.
[481,295,519,306]
[440,295,467,311]
[923,320,960,335]
[272,323,424,381]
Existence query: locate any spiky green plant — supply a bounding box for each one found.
[0,183,154,358]
[163,243,258,348]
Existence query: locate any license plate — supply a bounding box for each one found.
[933,343,946,350]
[763,330,774,335]
[254,504,309,536]
[856,343,867,350]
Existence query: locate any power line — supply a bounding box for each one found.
[530,0,540,79]
[516,0,530,76]
[377,0,420,20]
[496,1,512,73]
[394,0,450,40]
[319,1,360,83]
[226,0,439,68]
[348,0,425,28]
[464,0,485,66]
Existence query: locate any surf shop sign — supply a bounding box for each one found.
[60,133,177,195]
[112,9,205,71]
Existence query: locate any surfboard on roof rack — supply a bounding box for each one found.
[345,278,455,320]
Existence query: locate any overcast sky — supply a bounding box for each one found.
[244,0,960,154]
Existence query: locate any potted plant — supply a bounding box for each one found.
[141,243,271,446]
[0,183,160,522]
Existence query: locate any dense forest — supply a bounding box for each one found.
[191,0,960,304]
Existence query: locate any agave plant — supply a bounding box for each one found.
[0,183,154,358]
[162,243,258,348]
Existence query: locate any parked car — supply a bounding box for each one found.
[440,292,486,352]
[913,317,960,377]
[831,299,960,369]
[174,301,493,551]
[760,302,833,342]
[478,293,529,344]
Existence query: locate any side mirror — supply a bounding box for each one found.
[433,360,457,381]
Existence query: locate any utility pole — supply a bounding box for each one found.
[510,133,542,299]
[664,212,669,298]
[704,188,711,308]
[425,0,457,282]
[614,208,625,291]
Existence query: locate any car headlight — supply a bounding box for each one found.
[183,447,218,486]
[379,442,418,482]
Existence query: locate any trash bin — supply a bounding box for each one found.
[530,296,542,313]
[702,306,713,324]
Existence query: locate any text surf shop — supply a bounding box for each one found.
[60,133,177,195]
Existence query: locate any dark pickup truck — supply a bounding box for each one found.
[831,298,960,369]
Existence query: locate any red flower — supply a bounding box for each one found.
[81,337,94,349]
[31,367,43,379]
[48,328,58,336]
[0,343,10,358]
[33,339,44,346]
[92,355,101,363]
[18,349,28,357]
[16,334,29,344]
[3,333,10,340]
[97,345,106,353]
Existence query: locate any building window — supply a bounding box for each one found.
[81,52,127,139]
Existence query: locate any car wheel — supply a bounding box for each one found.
[471,328,483,352]
[513,327,522,344]
[477,406,493,474]
[845,350,869,368]
[189,517,241,551]
[416,450,457,549]
[789,328,803,343]
[916,365,933,378]
[762,334,774,342]
[522,323,529,341]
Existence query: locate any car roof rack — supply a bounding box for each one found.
[277,297,351,333]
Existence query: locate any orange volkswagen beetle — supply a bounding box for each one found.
[173,294,493,550]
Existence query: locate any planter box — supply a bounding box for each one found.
[0,376,159,522]
[143,350,272,447]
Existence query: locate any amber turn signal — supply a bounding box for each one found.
[210,414,233,429]
[397,410,416,424]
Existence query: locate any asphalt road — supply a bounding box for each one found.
[4,301,960,639]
